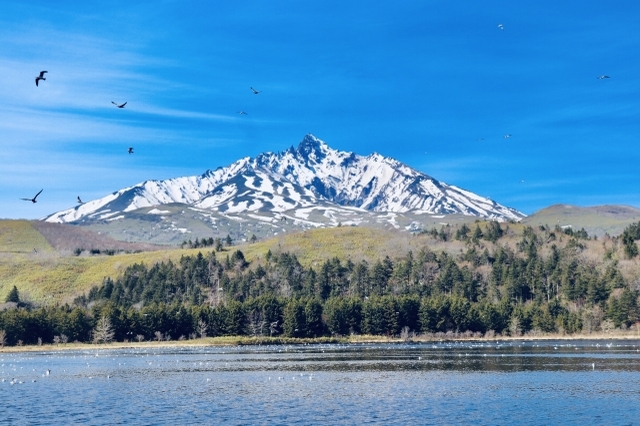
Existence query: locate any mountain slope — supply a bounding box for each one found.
[44,135,524,229]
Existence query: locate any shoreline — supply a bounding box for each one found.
[2,332,639,354]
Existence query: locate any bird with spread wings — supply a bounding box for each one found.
[21,189,43,203]
[35,71,47,86]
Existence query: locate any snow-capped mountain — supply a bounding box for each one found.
[44,134,524,226]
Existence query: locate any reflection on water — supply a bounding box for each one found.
[2,340,640,425]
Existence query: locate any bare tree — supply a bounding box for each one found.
[136,334,145,343]
[509,317,521,337]
[197,319,209,338]
[247,310,265,337]
[0,329,6,348]
[154,331,163,342]
[60,334,68,344]
[207,263,224,307]
[269,320,279,337]
[93,315,115,344]
[400,326,410,341]
[601,319,615,334]
[53,335,61,345]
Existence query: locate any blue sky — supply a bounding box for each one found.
[1,1,639,219]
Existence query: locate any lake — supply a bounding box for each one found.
[2,340,640,425]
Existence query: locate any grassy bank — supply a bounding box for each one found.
[2,331,639,354]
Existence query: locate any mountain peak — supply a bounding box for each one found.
[296,134,329,161]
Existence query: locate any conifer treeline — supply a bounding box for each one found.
[1,222,639,346]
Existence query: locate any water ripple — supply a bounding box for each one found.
[2,339,639,425]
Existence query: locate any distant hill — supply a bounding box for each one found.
[0,220,162,256]
[30,221,161,254]
[523,204,640,237]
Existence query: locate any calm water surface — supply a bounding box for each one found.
[2,340,640,425]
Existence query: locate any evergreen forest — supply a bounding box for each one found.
[1,222,639,346]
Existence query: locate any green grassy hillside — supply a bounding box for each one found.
[239,226,465,267]
[523,204,640,237]
[2,215,639,306]
[0,220,55,255]
[1,249,191,304]
[0,220,209,304]
[0,222,466,304]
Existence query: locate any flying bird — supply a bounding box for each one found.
[21,189,43,203]
[504,134,511,138]
[111,101,127,108]
[35,71,47,86]
[128,147,134,154]
[498,24,504,30]
[250,87,261,94]
[237,110,248,115]
[597,75,610,79]
[77,196,83,204]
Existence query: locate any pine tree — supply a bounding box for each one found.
[5,286,19,303]
[283,298,306,337]
[472,225,483,242]
[455,224,470,241]
[305,298,324,337]
[622,222,640,258]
